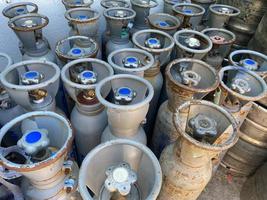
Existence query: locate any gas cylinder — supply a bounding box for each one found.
[172,3,205,30]
[61,58,113,163]
[152,58,219,157]
[248,13,267,55]
[104,7,136,56]
[130,0,158,34]
[65,7,101,58]
[108,48,155,77]
[96,74,154,144]
[147,13,181,36]
[55,35,98,67]
[100,0,131,60]
[2,2,38,19]
[158,100,238,200]
[207,4,240,29]
[0,111,81,200]
[79,139,162,199]
[0,60,62,114]
[219,0,267,49]
[7,13,56,62]
[202,28,236,70]
[0,53,24,127]
[174,29,213,59]
[191,0,215,23]
[229,49,267,107]
[163,0,191,14]
[132,29,174,136]
[62,0,94,10]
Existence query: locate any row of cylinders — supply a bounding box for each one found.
[0,0,267,200]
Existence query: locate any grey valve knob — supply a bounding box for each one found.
[189,114,218,141]
[231,78,251,94]
[21,71,44,85]
[181,70,201,86]
[77,70,97,85]
[114,10,127,18]
[240,59,258,71]
[123,56,141,68]
[145,38,161,49]
[104,162,137,196]
[21,19,37,28]
[185,37,200,49]
[17,129,50,155]
[114,87,136,104]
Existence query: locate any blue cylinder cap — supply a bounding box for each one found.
[81,71,94,79]
[78,15,89,20]
[118,87,132,95]
[148,38,159,45]
[71,48,82,55]
[126,57,137,63]
[24,71,39,79]
[16,8,25,13]
[25,131,42,144]
[244,59,256,66]
[159,21,168,27]
[183,9,193,14]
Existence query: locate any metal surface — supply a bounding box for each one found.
[208,4,240,28]
[152,58,219,157]
[0,111,79,199]
[174,29,213,59]
[222,102,267,176]
[104,7,136,56]
[172,3,205,29]
[96,74,154,144]
[219,0,267,48]
[240,162,267,200]
[147,13,181,36]
[0,60,60,112]
[108,48,154,77]
[61,58,113,162]
[101,0,131,9]
[130,0,158,34]
[2,2,38,19]
[79,139,162,200]
[202,28,236,70]
[158,100,238,200]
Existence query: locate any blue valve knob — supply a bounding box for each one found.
[77,70,97,85]
[114,87,136,104]
[123,56,140,68]
[145,38,161,49]
[21,71,43,85]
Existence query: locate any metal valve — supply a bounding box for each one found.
[181,70,201,86]
[115,10,127,18]
[210,35,226,44]
[185,37,201,49]
[189,114,218,142]
[155,20,170,28]
[21,19,37,28]
[104,162,137,196]
[231,78,251,94]
[63,160,74,175]
[123,56,141,68]
[218,7,233,14]
[114,87,136,104]
[64,178,76,193]
[17,129,50,155]
[77,70,97,85]
[76,15,89,20]
[240,59,259,71]
[183,9,193,14]
[145,38,161,49]
[21,71,44,85]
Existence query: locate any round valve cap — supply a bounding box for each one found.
[21,19,37,28]
[185,37,201,48]
[115,87,136,104]
[68,48,85,57]
[17,129,50,155]
[16,8,26,14]
[156,20,170,27]
[181,70,201,86]
[77,15,89,20]
[78,70,97,85]
[21,71,43,85]
[145,38,161,49]
[183,9,193,14]
[231,78,251,94]
[240,59,258,71]
[123,56,140,68]
[218,7,233,14]
[114,10,127,18]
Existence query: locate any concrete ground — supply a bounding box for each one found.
[198,166,247,200]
